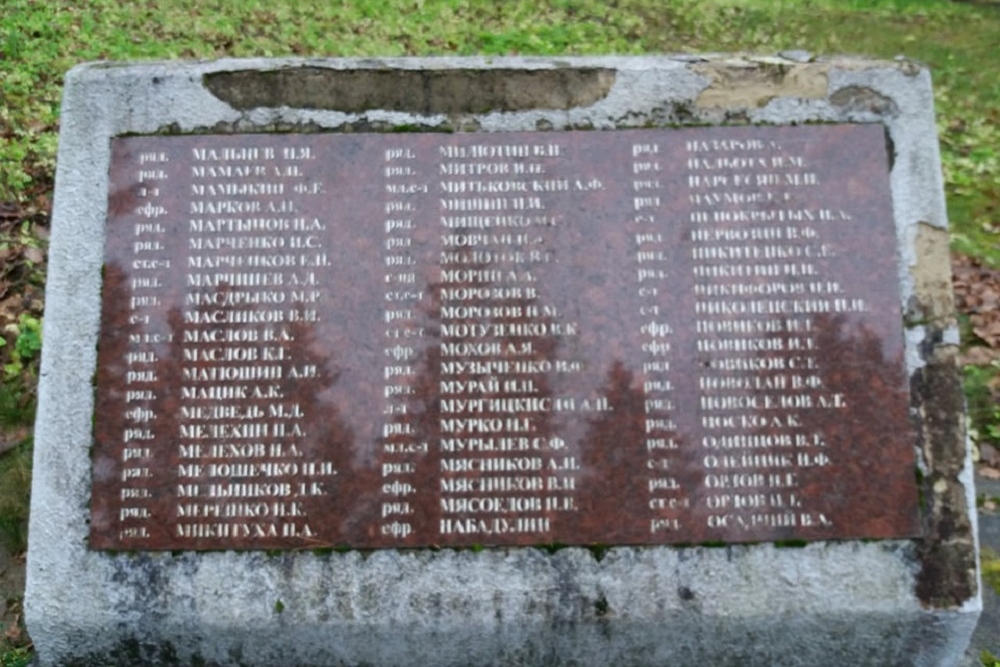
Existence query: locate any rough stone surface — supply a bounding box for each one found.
[693,59,829,108]
[27,55,979,666]
[911,223,958,326]
[203,67,617,113]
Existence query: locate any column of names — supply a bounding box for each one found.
[174,142,332,543]
[684,135,858,535]
[435,141,583,540]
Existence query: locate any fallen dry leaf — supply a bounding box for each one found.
[982,443,1000,466]
[3,614,22,644]
[0,428,29,456]
[980,466,1000,480]
[22,247,44,264]
[959,346,1000,366]
[954,254,1000,351]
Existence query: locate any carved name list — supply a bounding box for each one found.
[90,125,921,550]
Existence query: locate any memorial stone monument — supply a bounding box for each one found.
[27,55,981,666]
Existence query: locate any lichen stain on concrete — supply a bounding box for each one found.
[910,342,977,607]
[692,61,828,109]
[830,85,899,116]
[203,67,616,114]
[909,222,956,326]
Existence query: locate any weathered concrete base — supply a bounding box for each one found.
[27,56,979,666]
[27,544,979,667]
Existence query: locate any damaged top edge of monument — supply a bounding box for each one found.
[59,55,933,139]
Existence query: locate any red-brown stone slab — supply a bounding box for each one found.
[90,125,921,550]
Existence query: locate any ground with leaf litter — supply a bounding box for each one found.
[0,186,48,661]
[954,254,1000,495]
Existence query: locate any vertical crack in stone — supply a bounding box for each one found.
[203,67,617,114]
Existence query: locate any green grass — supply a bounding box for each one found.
[0,438,31,554]
[985,548,1000,594]
[0,645,31,667]
[965,363,1000,446]
[0,379,33,556]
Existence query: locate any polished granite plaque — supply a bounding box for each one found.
[90,125,921,550]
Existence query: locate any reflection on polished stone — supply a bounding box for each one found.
[90,125,920,550]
